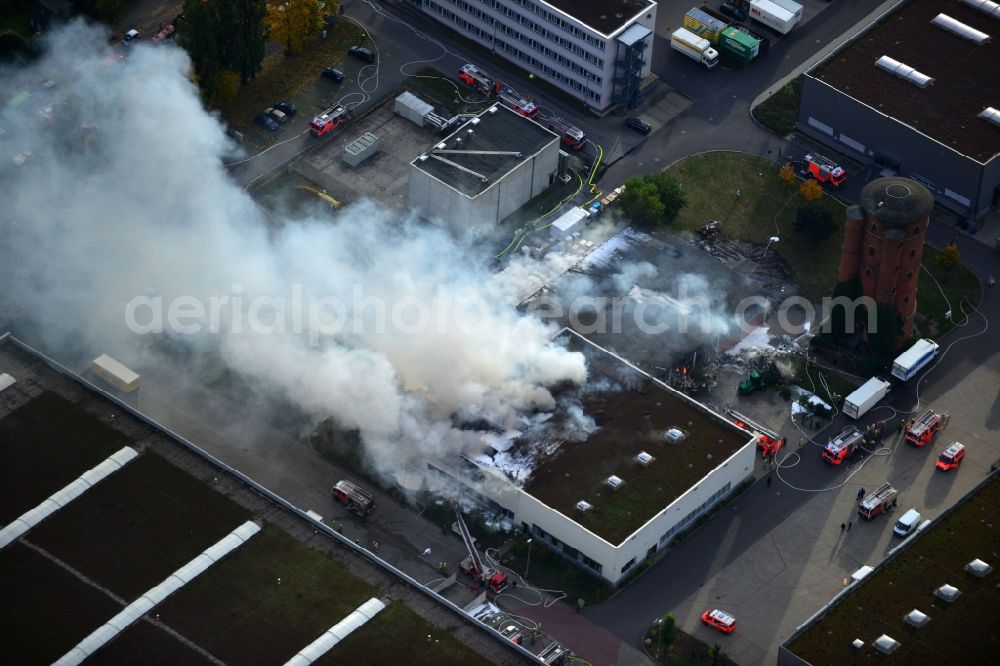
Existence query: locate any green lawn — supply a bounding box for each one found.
[914,246,982,339]
[668,152,845,304]
[503,539,613,607]
[751,75,802,137]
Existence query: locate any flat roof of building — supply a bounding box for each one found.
[410,104,557,198]
[0,338,526,666]
[785,474,1000,664]
[544,0,655,36]
[516,330,752,545]
[811,0,1000,163]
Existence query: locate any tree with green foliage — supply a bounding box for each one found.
[267,0,324,56]
[827,276,862,339]
[620,176,665,225]
[181,0,267,100]
[937,242,960,275]
[648,172,687,224]
[794,203,837,242]
[866,302,904,364]
[658,612,677,650]
[73,0,128,24]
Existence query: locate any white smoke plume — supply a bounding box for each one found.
[0,22,587,476]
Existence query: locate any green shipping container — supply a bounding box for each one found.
[720,26,759,63]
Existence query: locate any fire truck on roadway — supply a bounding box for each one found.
[331,479,375,516]
[547,116,586,150]
[822,426,865,464]
[905,409,949,447]
[309,104,352,137]
[457,63,539,119]
[804,153,846,187]
[858,482,898,520]
[453,502,508,594]
[936,441,966,471]
[725,406,785,457]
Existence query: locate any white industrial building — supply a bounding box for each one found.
[404,0,657,112]
[428,330,757,584]
[408,103,560,228]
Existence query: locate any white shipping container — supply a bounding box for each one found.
[891,338,939,381]
[843,377,890,419]
[749,0,803,35]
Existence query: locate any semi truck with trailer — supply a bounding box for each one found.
[748,0,803,35]
[843,377,890,419]
[892,338,940,381]
[671,28,719,69]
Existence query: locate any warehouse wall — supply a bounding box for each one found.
[797,76,999,220]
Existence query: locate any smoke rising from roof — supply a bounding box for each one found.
[0,22,586,477]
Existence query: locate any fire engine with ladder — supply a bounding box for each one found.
[331,479,375,517]
[457,63,539,119]
[822,426,865,465]
[803,153,846,187]
[452,501,508,594]
[546,116,586,150]
[725,406,786,456]
[858,482,898,520]
[905,409,949,447]
[309,104,352,137]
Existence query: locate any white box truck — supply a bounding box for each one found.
[843,377,890,419]
[670,27,719,69]
[749,0,803,35]
[891,338,939,381]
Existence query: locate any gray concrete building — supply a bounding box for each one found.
[408,103,560,228]
[797,0,1000,222]
[404,0,657,112]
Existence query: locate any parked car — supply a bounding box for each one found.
[322,67,345,82]
[254,113,279,131]
[274,101,297,117]
[625,117,651,135]
[719,3,748,21]
[348,46,376,63]
[701,609,736,634]
[265,108,288,124]
[121,29,140,46]
[893,509,922,537]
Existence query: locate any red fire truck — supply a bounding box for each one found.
[497,85,538,119]
[457,63,538,119]
[458,63,500,95]
[905,409,949,447]
[331,480,375,516]
[547,116,586,150]
[822,426,865,465]
[726,406,785,457]
[858,482,898,520]
[804,153,846,187]
[935,441,966,471]
[453,502,508,594]
[309,104,352,137]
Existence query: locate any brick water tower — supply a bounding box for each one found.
[837,177,933,345]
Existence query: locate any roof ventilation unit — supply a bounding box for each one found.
[851,639,864,649]
[575,500,593,512]
[636,451,654,466]
[875,56,935,88]
[963,0,1000,20]
[606,475,624,490]
[873,635,900,655]
[665,428,686,443]
[965,558,993,577]
[903,609,931,628]
[931,14,991,44]
[934,583,961,602]
[979,107,1000,127]
[487,105,498,114]
[0,373,15,392]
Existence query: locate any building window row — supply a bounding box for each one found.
[471,0,606,66]
[493,37,601,100]
[507,0,607,49]
[658,483,732,547]
[620,557,636,574]
[436,0,604,82]
[531,524,603,575]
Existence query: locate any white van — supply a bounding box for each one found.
[893,508,922,537]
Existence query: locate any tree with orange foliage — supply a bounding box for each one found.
[778,163,796,186]
[799,178,823,201]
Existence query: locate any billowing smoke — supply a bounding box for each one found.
[0,22,587,478]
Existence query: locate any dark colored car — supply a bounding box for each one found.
[719,3,748,21]
[625,117,651,135]
[348,46,376,63]
[254,113,279,131]
[274,101,297,117]
[322,67,345,82]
